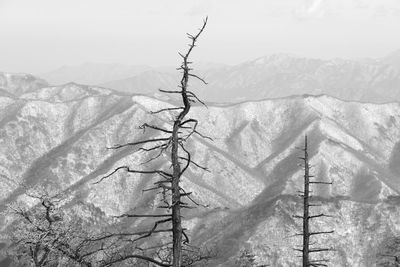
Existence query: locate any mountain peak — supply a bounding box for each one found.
[0,72,48,96]
[252,53,299,65]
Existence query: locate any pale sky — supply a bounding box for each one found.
[1,0,400,73]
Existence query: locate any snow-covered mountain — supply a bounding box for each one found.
[39,62,151,85]
[37,52,400,104]
[98,53,400,104]
[200,54,400,103]
[1,73,400,266]
[0,72,48,97]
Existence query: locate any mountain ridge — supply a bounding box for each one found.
[98,52,400,104]
[30,49,400,104]
[1,75,400,266]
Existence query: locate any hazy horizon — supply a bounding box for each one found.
[1,0,400,74]
[35,48,400,74]
[1,49,400,77]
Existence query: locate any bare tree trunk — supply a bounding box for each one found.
[302,136,310,267]
[295,135,334,267]
[170,18,207,266]
[172,121,183,267]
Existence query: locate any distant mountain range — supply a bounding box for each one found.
[1,73,400,265]
[37,51,400,104]
[39,62,152,86]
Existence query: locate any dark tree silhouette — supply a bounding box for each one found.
[6,191,99,267]
[94,17,211,267]
[294,135,334,267]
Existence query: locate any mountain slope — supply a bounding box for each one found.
[198,54,400,103]
[100,53,400,104]
[1,74,400,266]
[0,72,48,97]
[101,70,179,95]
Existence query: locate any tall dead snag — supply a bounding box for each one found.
[95,17,210,267]
[294,135,334,267]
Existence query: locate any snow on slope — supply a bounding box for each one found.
[99,53,400,104]
[0,72,48,97]
[1,76,400,265]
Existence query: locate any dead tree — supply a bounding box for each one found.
[294,135,334,267]
[6,191,98,267]
[94,17,210,267]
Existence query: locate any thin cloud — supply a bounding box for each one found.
[293,0,327,20]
